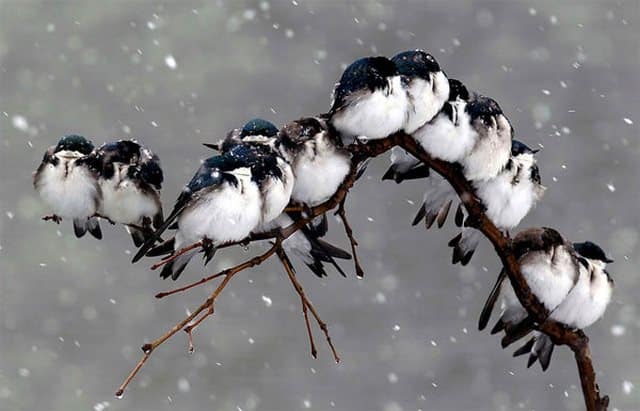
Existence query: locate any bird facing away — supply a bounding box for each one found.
[33,134,102,239]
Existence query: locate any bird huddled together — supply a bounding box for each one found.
[34,49,613,373]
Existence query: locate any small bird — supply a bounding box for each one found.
[133,143,292,280]
[205,118,281,153]
[328,56,408,144]
[87,140,164,246]
[278,116,351,207]
[33,134,102,239]
[478,227,579,341]
[391,49,450,134]
[511,241,614,370]
[447,140,545,265]
[382,78,469,183]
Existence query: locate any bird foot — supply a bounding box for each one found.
[42,214,62,224]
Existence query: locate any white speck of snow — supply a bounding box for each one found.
[623,117,633,125]
[248,338,255,344]
[560,81,568,88]
[550,15,558,25]
[18,368,30,378]
[430,340,437,347]
[164,54,177,70]
[607,183,616,193]
[388,372,399,384]
[564,391,569,398]
[375,292,387,304]
[610,324,625,336]
[529,8,537,15]
[367,216,375,222]
[622,380,634,395]
[261,295,272,307]
[12,115,29,132]
[93,401,111,411]
[243,9,256,20]
[303,399,311,408]
[393,324,400,331]
[147,21,156,30]
[150,121,158,127]
[177,377,191,393]
[6,212,14,219]
[109,298,117,304]
[285,28,295,38]
[542,89,550,95]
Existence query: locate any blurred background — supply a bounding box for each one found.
[1,1,638,410]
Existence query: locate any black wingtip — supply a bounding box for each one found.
[381,167,396,181]
[203,143,220,150]
[454,204,464,227]
[411,203,426,226]
[491,318,506,335]
[513,338,535,358]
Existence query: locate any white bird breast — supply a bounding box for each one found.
[332,76,408,142]
[550,260,612,329]
[291,140,351,206]
[260,158,295,224]
[414,101,477,163]
[99,164,160,225]
[404,71,450,134]
[36,154,99,219]
[462,114,512,182]
[175,167,262,248]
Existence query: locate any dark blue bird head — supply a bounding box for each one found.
[279,117,326,149]
[331,56,398,113]
[465,95,503,124]
[240,118,279,138]
[391,50,441,81]
[54,134,94,155]
[448,78,470,101]
[139,159,164,189]
[573,241,614,264]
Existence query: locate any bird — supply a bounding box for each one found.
[391,49,450,134]
[511,240,614,370]
[382,78,469,184]
[33,134,102,239]
[85,140,164,247]
[478,227,580,344]
[132,143,292,281]
[277,116,351,208]
[204,118,280,153]
[447,140,545,265]
[275,116,354,275]
[328,56,408,145]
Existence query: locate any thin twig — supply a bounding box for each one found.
[277,246,340,363]
[336,199,364,278]
[276,247,317,359]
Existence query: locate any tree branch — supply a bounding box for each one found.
[117,130,608,410]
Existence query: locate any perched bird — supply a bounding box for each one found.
[448,140,545,265]
[276,116,353,275]
[205,118,280,153]
[133,143,292,280]
[478,227,579,340]
[328,56,408,144]
[391,49,450,134]
[86,140,164,246]
[278,116,351,207]
[511,241,613,370]
[382,78,469,183]
[33,134,102,239]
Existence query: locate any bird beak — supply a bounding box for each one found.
[203,143,219,151]
[605,257,614,263]
[531,149,540,154]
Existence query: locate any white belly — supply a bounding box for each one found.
[404,72,449,134]
[175,177,262,248]
[332,76,408,142]
[415,104,477,162]
[37,160,99,219]
[261,160,294,224]
[292,151,351,205]
[99,177,159,225]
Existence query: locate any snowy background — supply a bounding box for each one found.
[1,1,639,410]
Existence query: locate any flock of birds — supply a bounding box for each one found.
[33,49,613,372]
